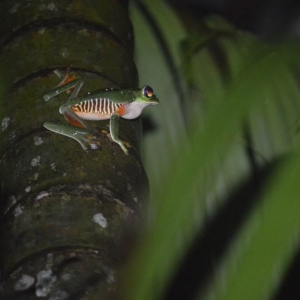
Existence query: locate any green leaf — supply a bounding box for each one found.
[205,149,300,300]
[127,3,300,300]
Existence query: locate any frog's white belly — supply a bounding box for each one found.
[74,111,111,121]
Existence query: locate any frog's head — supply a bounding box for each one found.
[135,86,159,105]
[122,86,159,120]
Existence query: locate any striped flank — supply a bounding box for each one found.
[72,98,123,115]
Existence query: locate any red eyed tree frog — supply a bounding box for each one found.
[43,70,159,154]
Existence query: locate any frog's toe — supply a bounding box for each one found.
[82,135,101,150]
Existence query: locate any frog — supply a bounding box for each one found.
[43,69,159,154]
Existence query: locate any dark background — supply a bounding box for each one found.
[169,0,300,39]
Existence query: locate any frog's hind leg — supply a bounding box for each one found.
[60,105,89,129]
[58,79,87,128]
[44,122,100,152]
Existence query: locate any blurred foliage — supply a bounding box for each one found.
[124,1,300,300]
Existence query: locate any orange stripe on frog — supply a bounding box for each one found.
[117,104,126,116]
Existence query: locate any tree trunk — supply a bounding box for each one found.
[0,1,148,299]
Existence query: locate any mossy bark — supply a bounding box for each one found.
[0,1,148,299]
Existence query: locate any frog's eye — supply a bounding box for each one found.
[143,86,153,98]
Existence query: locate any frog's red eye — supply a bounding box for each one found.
[143,86,153,98]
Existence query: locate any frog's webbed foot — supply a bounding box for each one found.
[110,114,128,155]
[54,69,77,88]
[44,122,101,151]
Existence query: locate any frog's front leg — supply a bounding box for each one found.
[110,114,128,155]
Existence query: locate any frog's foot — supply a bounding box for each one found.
[83,134,102,150]
[54,68,78,92]
[122,140,131,149]
[105,131,129,155]
[115,140,129,155]
[71,134,101,151]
